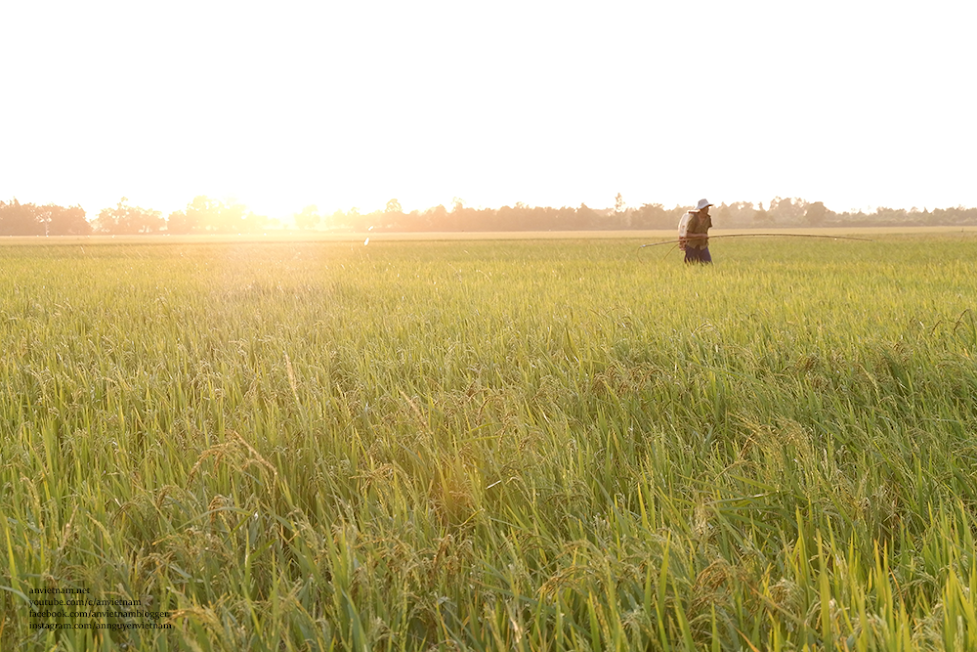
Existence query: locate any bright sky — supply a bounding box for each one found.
[2,0,975,220]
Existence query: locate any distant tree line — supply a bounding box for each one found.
[296,196,977,232]
[0,200,91,235]
[2,195,977,236]
[0,196,273,236]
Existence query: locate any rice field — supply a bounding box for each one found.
[1,234,975,651]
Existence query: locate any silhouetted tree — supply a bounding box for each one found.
[714,202,731,226]
[614,193,625,214]
[42,204,90,235]
[242,211,270,232]
[168,196,258,233]
[166,209,197,234]
[176,195,221,233]
[631,203,672,229]
[217,200,248,232]
[578,204,600,229]
[768,197,807,225]
[95,198,164,234]
[294,205,321,230]
[188,196,222,232]
[0,201,90,235]
[0,200,45,235]
[872,207,910,225]
[804,201,828,226]
[424,204,449,230]
[722,202,755,227]
[753,202,772,226]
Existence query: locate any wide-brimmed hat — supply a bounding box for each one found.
[694,198,713,211]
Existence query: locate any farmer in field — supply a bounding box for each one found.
[678,198,713,264]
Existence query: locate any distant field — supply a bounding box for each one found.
[1,236,975,650]
[1,224,975,245]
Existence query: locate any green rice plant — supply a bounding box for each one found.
[1,235,976,650]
